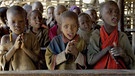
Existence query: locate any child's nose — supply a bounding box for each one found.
[36,17,41,22]
[69,26,73,31]
[15,22,20,26]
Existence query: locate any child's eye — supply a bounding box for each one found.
[64,25,68,28]
[81,22,84,25]
[72,24,77,27]
[12,21,15,24]
[108,9,112,14]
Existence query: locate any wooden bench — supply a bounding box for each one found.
[0,70,135,76]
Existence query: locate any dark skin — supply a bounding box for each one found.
[89,2,129,65]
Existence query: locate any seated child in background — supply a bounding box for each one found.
[0,7,9,43]
[45,11,86,70]
[85,8,100,30]
[32,1,47,29]
[87,1,135,69]
[0,6,40,71]
[69,5,81,15]
[23,4,32,30]
[77,13,93,45]
[46,6,55,28]
[27,10,50,69]
[49,5,67,40]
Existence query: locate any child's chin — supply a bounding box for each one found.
[67,37,73,40]
[111,24,117,26]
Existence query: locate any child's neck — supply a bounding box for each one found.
[104,24,116,35]
[32,27,39,34]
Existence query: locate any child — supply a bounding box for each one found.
[32,1,47,29]
[69,5,81,15]
[27,10,50,69]
[46,6,55,28]
[87,1,135,69]
[49,5,67,40]
[0,6,40,71]
[0,7,9,43]
[77,13,93,45]
[85,8,100,30]
[45,11,86,70]
[23,4,32,31]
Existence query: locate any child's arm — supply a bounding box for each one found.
[1,35,21,62]
[88,46,112,65]
[45,47,57,70]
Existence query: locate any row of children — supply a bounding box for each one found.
[0,1,134,71]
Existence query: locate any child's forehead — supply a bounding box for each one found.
[79,15,88,19]
[8,11,24,17]
[55,6,66,11]
[103,2,118,9]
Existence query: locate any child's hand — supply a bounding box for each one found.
[65,40,79,58]
[13,35,21,50]
[109,42,126,58]
[20,33,25,50]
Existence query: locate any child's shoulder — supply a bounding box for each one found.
[41,28,48,33]
[118,31,129,39]
[1,34,10,44]
[51,34,62,42]
[23,32,37,41]
[91,29,100,37]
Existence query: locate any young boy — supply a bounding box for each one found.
[23,4,32,31]
[85,8,100,30]
[45,11,86,70]
[49,5,67,40]
[77,13,93,45]
[87,1,135,69]
[32,1,47,29]
[27,10,50,69]
[46,6,55,28]
[0,6,40,71]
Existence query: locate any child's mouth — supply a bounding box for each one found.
[112,17,118,23]
[68,34,73,38]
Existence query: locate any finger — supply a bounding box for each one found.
[110,50,119,56]
[70,40,76,46]
[113,53,120,56]
[113,42,117,47]
[16,35,21,40]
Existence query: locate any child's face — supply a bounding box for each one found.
[79,15,92,32]
[7,13,26,35]
[29,12,42,29]
[47,8,54,19]
[54,8,66,24]
[101,3,120,26]
[61,17,78,40]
